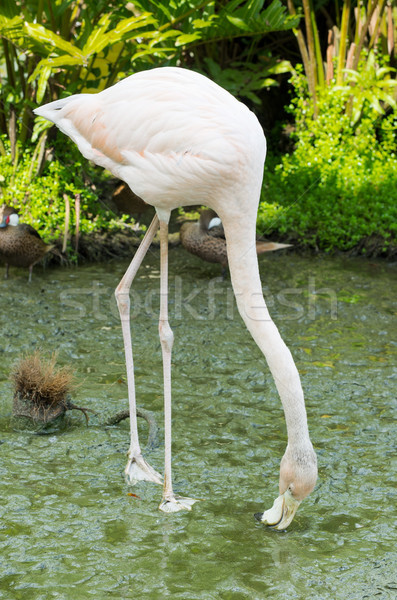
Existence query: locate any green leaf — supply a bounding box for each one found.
[226,16,251,31]
[175,33,201,46]
[131,46,176,62]
[80,13,158,58]
[0,14,26,45]
[243,90,261,104]
[106,13,157,43]
[24,22,84,58]
[192,17,217,29]
[148,29,180,43]
[0,0,21,18]
[381,94,397,109]
[259,78,278,88]
[31,117,53,143]
[376,67,396,78]
[29,55,85,85]
[81,13,112,56]
[36,65,52,103]
[244,1,266,20]
[265,60,292,75]
[146,1,172,21]
[368,98,381,114]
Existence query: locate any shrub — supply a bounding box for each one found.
[258,69,397,254]
[0,138,130,245]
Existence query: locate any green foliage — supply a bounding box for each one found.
[0,0,298,144]
[287,0,396,112]
[335,50,397,124]
[202,56,291,105]
[258,70,397,253]
[1,1,395,256]
[0,137,127,244]
[0,0,298,225]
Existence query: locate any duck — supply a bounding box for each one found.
[0,205,54,282]
[180,209,291,276]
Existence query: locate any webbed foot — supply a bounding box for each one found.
[159,495,199,513]
[125,454,163,485]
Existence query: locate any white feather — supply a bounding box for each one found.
[34,67,266,214]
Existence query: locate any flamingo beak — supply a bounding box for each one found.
[256,489,301,530]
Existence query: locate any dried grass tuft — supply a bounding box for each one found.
[11,351,77,423]
[12,351,74,407]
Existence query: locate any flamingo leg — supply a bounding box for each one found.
[157,219,198,513]
[115,214,163,486]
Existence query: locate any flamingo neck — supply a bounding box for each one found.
[221,218,311,448]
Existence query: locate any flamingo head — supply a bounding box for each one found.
[256,443,318,530]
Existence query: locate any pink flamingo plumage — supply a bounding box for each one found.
[34,67,317,528]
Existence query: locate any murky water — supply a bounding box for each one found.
[0,248,396,599]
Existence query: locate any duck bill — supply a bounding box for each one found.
[258,490,301,530]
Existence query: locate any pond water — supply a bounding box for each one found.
[0,248,396,599]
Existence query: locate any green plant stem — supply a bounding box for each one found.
[345,0,379,120]
[336,0,351,85]
[311,7,324,88]
[0,95,7,136]
[2,39,16,89]
[9,105,16,165]
[301,0,318,113]
[47,0,57,32]
[36,0,44,24]
[60,5,73,41]
[27,132,46,183]
[287,0,312,91]
[11,45,26,98]
[35,131,48,177]
[20,107,30,146]
[334,0,341,29]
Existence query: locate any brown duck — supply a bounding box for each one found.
[180,209,291,275]
[0,205,54,282]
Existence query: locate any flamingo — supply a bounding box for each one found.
[34,67,317,529]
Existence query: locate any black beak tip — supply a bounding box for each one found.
[254,512,263,522]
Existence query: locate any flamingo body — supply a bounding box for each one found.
[35,67,317,528]
[35,68,265,220]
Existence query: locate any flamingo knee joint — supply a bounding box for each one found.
[159,321,174,353]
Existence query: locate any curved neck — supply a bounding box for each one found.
[221,217,311,447]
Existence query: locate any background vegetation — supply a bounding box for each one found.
[0,0,396,256]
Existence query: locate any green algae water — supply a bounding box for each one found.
[0,249,396,599]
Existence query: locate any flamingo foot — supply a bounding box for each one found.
[255,490,301,530]
[159,494,199,513]
[125,453,163,485]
